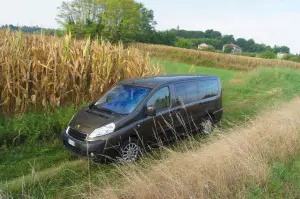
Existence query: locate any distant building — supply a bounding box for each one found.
[198,43,209,50]
[222,43,242,54]
[277,52,288,59]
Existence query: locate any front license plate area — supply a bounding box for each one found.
[68,139,75,147]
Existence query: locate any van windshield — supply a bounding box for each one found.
[94,85,151,115]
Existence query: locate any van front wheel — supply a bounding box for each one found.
[119,138,142,163]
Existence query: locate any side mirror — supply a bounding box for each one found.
[147,106,156,116]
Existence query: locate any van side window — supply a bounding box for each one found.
[174,84,186,104]
[198,80,219,99]
[185,83,198,103]
[175,82,198,104]
[147,87,170,111]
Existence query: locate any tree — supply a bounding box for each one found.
[246,39,256,52]
[172,29,205,39]
[175,38,192,49]
[221,35,235,45]
[280,46,290,53]
[235,38,248,51]
[250,44,265,53]
[102,0,140,42]
[273,45,290,53]
[135,5,157,43]
[56,0,106,38]
[223,46,234,54]
[56,0,156,42]
[205,29,222,39]
[150,31,176,46]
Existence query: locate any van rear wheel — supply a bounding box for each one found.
[201,116,213,135]
[119,138,142,163]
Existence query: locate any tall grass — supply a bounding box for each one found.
[0,30,160,116]
[134,43,300,71]
[94,98,300,199]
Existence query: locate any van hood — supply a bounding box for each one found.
[68,108,126,134]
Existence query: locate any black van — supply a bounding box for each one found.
[61,75,222,162]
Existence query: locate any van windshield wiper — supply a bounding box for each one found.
[89,104,115,115]
[97,107,115,115]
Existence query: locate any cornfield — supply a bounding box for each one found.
[0,30,160,116]
[133,43,300,71]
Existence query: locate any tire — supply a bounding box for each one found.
[201,116,214,135]
[118,138,142,163]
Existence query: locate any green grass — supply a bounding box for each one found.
[247,152,300,198]
[156,59,236,84]
[0,104,86,146]
[0,141,69,181]
[2,60,300,198]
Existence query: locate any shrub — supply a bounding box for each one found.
[258,51,276,59]
[223,46,234,53]
[283,54,300,63]
[175,38,193,49]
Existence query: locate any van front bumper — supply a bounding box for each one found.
[61,130,118,161]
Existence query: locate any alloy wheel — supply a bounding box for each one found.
[121,142,141,163]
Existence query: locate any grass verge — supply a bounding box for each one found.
[247,152,300,198]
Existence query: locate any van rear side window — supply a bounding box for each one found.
[198,80,219,99]
[174,79,219,105]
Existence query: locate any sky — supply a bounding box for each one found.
[0,0,299,53]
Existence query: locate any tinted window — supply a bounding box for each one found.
[147,87,170,111]
[185,83,198,103]
[175,82,198,104]
[199,80,219,99]
[174,84,186,104]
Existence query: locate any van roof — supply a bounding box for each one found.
[120,74,219,89]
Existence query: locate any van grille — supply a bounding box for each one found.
[68,128,87,141]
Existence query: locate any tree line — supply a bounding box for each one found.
[172,29,290,54]
[0,0,292,56]
[0,24,61,36]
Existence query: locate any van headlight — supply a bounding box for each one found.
[89,123,116,138]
